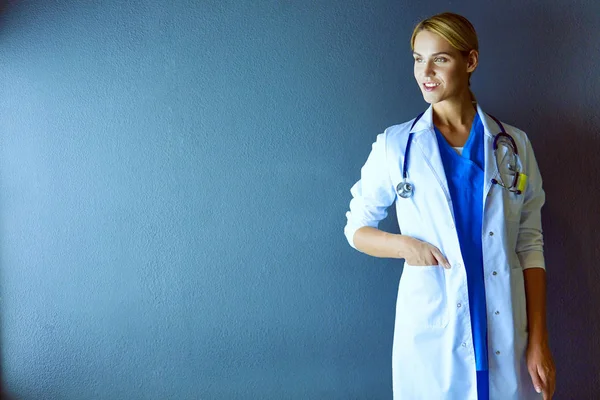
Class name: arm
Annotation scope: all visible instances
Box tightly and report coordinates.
[518,137,555,398]
[516,138,546,270]
[516,137,548,334]
[353,227,414,259]
[344,130,397,250]
[344,130,450,267]
[523,267,548,342]
[524,266,555,399]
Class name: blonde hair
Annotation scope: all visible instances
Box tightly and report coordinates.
[410,12,479,87]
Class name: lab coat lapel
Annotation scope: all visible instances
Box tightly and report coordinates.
[477,103,499,200]
[411,105,451,202]
[409,103,498,204]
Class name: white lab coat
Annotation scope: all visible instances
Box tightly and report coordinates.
[344,103,546,399]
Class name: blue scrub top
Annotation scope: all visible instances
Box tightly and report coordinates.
[434,112,489,399]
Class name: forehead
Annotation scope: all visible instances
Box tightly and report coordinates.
[413,30,458,55]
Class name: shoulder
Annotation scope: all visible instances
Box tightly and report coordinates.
[380,116,421,150]
[484,113,535,157]
[383,117,419,140]
[499,120,530,144]
[377,118,420,163]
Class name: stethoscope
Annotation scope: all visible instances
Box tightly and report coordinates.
[396,111,526,199]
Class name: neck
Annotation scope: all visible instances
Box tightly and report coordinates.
[432,89,477,129]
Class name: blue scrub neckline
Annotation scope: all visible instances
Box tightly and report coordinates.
[434,112,482,160]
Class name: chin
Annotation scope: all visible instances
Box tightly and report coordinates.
[421,94,441,105]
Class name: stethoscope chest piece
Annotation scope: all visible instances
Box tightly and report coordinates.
[397,181,414,199]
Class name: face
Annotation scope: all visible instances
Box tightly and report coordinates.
[412,30,477,104]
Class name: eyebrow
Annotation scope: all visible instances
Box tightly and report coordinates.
[412,52,453,57]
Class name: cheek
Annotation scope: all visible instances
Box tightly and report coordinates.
[414,64,424,79]
[444,66,466,85]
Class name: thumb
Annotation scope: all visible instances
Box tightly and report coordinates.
[529,366,543,394]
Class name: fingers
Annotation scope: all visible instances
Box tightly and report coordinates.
[537,364,548,399]
[537,364,555,400]
[528,366,544,396]
[543,389,550,400]
[431,248,451,269]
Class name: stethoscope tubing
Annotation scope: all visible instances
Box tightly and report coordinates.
[399,111,521,197]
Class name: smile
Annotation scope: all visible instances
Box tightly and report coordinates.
[423,82,440,92]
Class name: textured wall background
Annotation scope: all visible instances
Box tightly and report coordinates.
[0,0,598,399]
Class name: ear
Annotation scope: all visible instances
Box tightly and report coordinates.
[466,49,479,73]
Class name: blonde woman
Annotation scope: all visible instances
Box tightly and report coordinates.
[344,12,556,399]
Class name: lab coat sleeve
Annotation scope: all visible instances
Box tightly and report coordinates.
[516,137,546,270]
[344,130,396,249]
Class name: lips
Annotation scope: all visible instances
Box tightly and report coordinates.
[423,82,440,92]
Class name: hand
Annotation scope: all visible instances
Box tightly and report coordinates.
[526,336,556,399]
[403,237,451,268]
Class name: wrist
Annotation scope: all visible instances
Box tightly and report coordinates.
[528,328,549,346]
[386,234,414,259]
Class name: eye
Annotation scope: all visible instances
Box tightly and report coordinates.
[414,57,423,63]
[435,57,448,63]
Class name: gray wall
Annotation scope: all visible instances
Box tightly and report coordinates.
[0,1,598,399]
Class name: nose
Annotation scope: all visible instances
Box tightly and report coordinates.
[423,60,435,77]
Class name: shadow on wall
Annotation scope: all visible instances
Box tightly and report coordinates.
[508,14,600,400]
[535,108,600,398]
[476,3,600,396]
[548,84,600,400]
[519,14,599,400]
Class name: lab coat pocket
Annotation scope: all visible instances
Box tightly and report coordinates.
[503,192,524,252]
[503,190,524,222]
[397,264,449,329]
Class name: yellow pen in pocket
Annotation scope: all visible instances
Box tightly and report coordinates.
[516,173,528,193]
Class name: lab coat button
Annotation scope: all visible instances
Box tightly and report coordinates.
[492,271,498,276]
[495,311,500,315]
[461,342,466,347]
[457,303,462,308]
[489,231,494,236]
[495,350,501,355]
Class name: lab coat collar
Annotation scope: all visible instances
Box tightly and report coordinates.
[409,102,498,139]
[476,103,502,138]
[408,101,500,204]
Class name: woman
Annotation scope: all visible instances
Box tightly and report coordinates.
[344,12,556,399]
